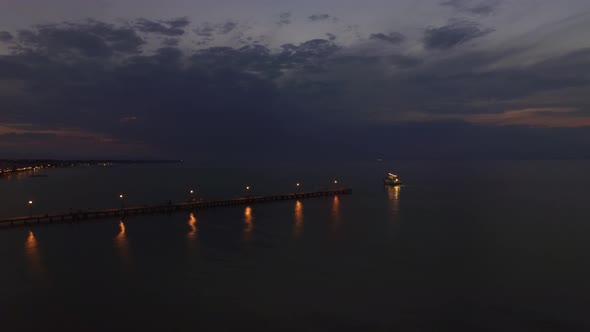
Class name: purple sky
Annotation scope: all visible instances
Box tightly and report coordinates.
[1,0,590,160]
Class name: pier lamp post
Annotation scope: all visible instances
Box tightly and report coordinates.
[296,182,301,193]
[119,194,125,209]
[28,200,33,217]
[334,179,342,190]
[189,189,194,202]
[245,186,251,197]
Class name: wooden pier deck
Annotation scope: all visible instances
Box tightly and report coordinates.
[0,188,352,228]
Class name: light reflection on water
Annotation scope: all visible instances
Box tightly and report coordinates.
[3,161,590,331]
[188,213,198,240]
[115,221,130,263]
[331,196,341,229]
[3,169,35,181]
[243,206,253,242]
[294,201,303,239]
[25,230,44,277]
[386,185,401,215]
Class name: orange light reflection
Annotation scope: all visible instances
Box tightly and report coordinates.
[294,200,303,238]
[24,230,44,277]
[115,220,129,261]
[331,196,341,228]
[243,206,253,241]
[188,213,198,240]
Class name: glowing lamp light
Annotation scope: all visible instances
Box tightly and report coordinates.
[28,200,33,205]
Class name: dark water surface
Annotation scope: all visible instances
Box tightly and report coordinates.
[1,161,590,331]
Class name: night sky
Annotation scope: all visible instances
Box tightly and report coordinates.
[1,0,590,161]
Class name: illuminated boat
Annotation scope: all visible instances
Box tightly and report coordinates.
[383,173,402,186]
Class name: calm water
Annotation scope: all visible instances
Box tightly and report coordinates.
[1,161,590,331]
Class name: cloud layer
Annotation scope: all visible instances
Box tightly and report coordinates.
[1,2,590,160]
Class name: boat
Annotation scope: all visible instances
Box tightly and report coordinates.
[383,173,402,186]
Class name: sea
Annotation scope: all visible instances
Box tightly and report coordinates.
[1,160,590,331]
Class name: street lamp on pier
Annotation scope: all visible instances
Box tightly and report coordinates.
[333,179,341,190]
[119,194,125,209]
[28,200,33,217]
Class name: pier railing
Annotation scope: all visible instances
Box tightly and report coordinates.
[0,188,352,228]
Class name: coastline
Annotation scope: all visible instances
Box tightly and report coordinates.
[0,159,182,177]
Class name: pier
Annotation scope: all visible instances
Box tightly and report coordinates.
[0,188,352,228]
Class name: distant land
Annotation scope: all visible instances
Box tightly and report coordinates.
[0,159,183,177]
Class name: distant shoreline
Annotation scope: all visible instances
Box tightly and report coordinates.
[0,159,183,177]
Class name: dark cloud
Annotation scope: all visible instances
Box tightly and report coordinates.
[441,0,502,16]
[0,31,14,42]
[16,27,112,58]
[162,38,179,46]
[220,22,238,34]
[279,39,340,70]
[3,18,590,160]
[370,32,405,44]
[282,39,339,58]
[192,46,265,67]
[278,12,292,26]
[0,49,285,158]
[0,57,31,79]
[273,40,590,140]
[423,20,493,50]
[345,121,590,160]
[193,21,238,40]
[0,25,348,158]
[326,33,337,41]
[330,55,381,65]
[15,21,144,58]
[154,47,183,64]
[388,54,423,68]
[194,25,214,38]
[164,17,190,29]
[308,14,331,22]
[135,18,186,36]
